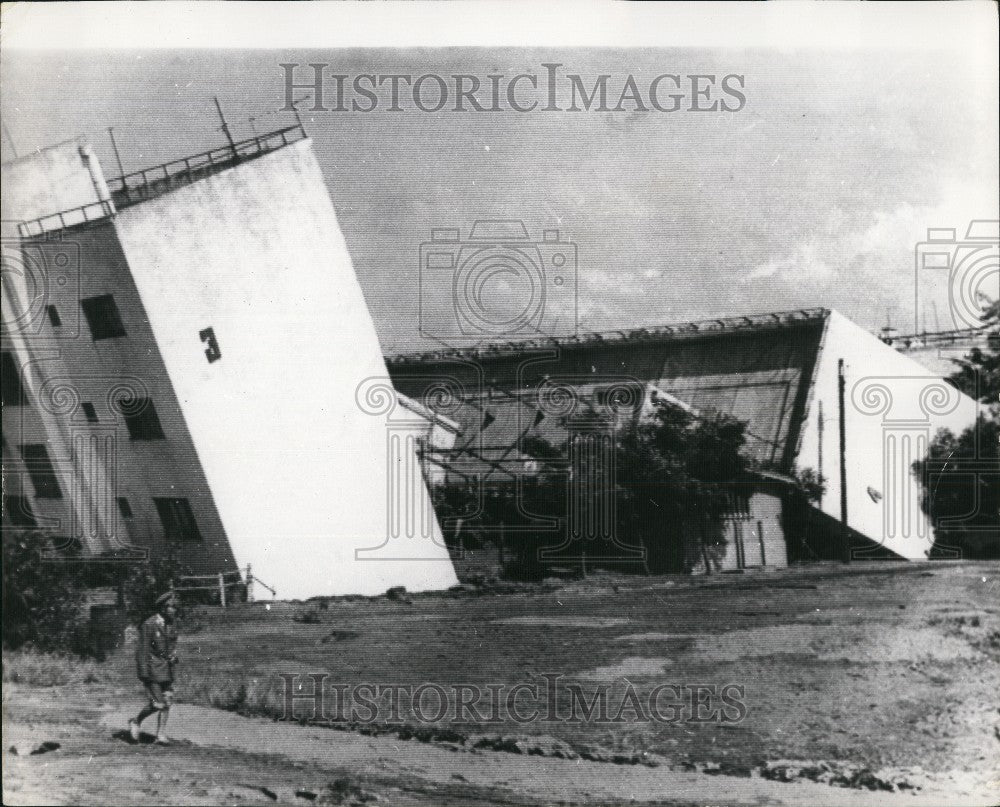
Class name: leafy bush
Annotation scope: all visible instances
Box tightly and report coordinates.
[914,301,1000,559]
[2,532,89,654]
[914,414,1000,559]
[434,399,755,578]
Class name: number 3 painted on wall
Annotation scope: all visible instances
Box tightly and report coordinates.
[199,327,222,363]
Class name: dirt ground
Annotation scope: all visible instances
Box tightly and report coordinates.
[3,561,1000,806]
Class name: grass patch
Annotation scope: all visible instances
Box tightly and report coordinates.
[2,647,108,687]
[292,609,323,624]
[185,671,290,716]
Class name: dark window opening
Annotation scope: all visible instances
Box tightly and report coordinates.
[153,497,202,543]
[81,294,126,341]
[46,305,62,327]
[2,495,37,527]
[121,397,165,441]
[2,351,25,406]
[81,402,99,423]
[117,497,134,519]
[20,444,62,499]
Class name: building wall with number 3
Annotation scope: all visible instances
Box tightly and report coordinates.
[2,137,459,598]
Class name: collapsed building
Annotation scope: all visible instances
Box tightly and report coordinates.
[388,308,981,571]
[2,127,983,592]
[1,127,458,599]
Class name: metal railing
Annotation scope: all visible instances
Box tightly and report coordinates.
[880,325,997,350]
[107,124,307,209]
[17,199,116,239]
[13,124,307,238]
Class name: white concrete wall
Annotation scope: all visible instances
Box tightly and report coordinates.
[744,492,787,568]
[1,144,116,553]
[1,140,104,232]
[113,139,458,598]
[797,311,980,559]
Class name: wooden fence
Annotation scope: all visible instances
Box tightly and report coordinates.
[173,564,275,607]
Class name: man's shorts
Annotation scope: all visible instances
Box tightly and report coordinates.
[143,680,174,710]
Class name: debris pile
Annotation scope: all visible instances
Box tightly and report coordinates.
[757,760,922,792]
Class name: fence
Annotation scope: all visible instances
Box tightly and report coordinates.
[173,564,275,607]
[17,199,116,238]
[107,124,307,209]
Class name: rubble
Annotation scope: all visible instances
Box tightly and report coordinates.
[470,734,578,759]
[757,759,923,791]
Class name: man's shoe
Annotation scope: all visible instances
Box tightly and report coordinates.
[154,735,171,746]
[128,719,140,742]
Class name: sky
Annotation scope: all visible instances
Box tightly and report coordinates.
[1,46,997,354]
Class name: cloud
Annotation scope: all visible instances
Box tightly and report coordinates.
[745,177,998,304]
[747,242,836,282]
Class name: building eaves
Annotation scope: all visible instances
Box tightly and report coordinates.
[388,307,831,365]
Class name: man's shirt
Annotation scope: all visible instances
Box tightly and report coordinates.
[135,613,177,682]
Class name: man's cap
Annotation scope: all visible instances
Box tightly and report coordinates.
[155,591,176,607]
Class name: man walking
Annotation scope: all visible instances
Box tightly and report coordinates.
[129,590,179,745]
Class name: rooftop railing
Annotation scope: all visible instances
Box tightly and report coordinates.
[14,124,308,239]
[107,123,307,209]
[880,325,998,350]
[16,199,116,239]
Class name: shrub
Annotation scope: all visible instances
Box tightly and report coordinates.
[2,532,88,654]
[433,400,754,578]
[913,300,1000,559]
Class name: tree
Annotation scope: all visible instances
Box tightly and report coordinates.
[944,299,1000,403]
[913,299,1000,559]
[913,416,999,558]
[610,399,751,573]
[433,398,755,577]
[2,531,88,653]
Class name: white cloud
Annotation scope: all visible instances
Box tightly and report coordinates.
[746,241,837,283]
[745,176,998,304]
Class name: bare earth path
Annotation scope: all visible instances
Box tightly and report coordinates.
[2,686,994,806]
[4,561,1000,805]
[97,702,995,806]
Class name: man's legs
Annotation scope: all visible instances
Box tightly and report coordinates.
[155,702,170,741]
[130,681,170,742]
[153,683,173,744]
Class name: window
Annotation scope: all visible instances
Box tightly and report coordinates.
[46,305,62,327]
[121,397,165,441]
[153,497,202,542]
[117,497,134,519]
[20,444,62,499]
[81,402,99,423]
[2,351,25,406]
[81,294,126,340]
[2,495,37,527]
